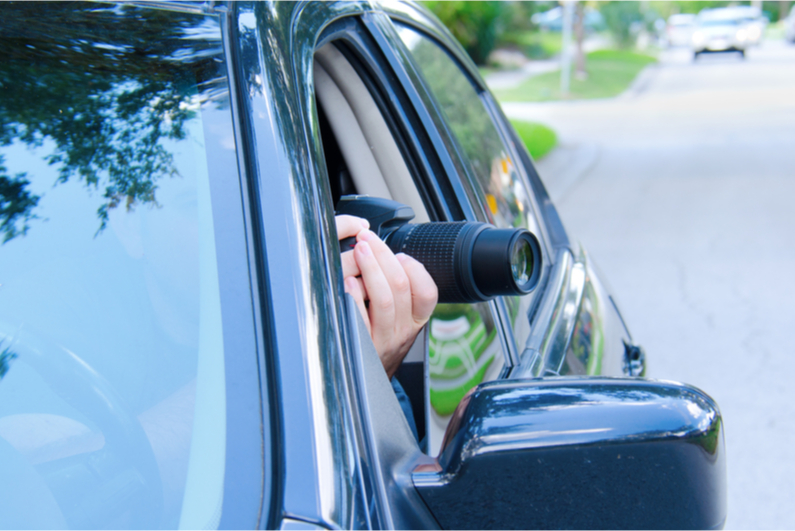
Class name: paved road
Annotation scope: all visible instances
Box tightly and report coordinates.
[503,41,795,530]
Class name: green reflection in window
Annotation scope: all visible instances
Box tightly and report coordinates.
[428,303,499,416]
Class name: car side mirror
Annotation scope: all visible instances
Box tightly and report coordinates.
[413,378,726,530]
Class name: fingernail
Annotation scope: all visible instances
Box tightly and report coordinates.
[396,253,408,262]
[358,230,376,242]
[359,218,370,229]
[357,241,372,255]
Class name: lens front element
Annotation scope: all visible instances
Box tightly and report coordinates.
[511,238,535,286]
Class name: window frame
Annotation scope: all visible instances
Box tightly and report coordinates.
[215,4,272,529]
[315,15,527,454]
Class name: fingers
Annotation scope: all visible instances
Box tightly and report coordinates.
[341,250,360,279]
[357,230,412,334]
[337,215,368,279]
[335,215,369,240]
[342,227,439,380]
[354,238,396,335]
[396,253,438,325]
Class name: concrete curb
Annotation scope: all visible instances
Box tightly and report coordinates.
[619,63,659,99]
[533,141,600,205]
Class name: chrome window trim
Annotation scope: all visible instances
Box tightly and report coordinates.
[237,2,375,528]
[511,249,590,379]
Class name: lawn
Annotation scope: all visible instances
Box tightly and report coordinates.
[491,49,657,102]
[510,120,557,160]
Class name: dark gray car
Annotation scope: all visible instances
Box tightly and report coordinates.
[0,1,725,529]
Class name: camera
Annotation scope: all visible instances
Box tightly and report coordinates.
[336,195,542,304]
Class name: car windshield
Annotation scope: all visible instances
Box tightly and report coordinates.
[698,16,742,26]
[669,15,695,26]
[0,3,230,529]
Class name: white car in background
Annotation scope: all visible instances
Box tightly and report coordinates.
[786,4,795,43]
[723,5,767,45]
[666,13,697,47]
[692,8,751,59]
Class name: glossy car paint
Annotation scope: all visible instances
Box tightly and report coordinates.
[413,378,726,530]
[230,2,379,527]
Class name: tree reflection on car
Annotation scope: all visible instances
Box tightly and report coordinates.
[0,3,225,243]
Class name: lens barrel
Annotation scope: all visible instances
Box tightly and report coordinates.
[385,222,541,304]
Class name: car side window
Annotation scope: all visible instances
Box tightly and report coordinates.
[395,23,546,367]
[0,5,238,528]
[314,36,513,456]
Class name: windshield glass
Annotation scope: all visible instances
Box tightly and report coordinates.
[0,3,229,529]
[698,16,742,26]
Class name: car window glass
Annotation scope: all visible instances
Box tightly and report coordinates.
[395,24,542,395]
[314,39,507,457]
[0,5,230,529]
[427,301,502,455]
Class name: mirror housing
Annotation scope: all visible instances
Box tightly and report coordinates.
[413,378,725,530]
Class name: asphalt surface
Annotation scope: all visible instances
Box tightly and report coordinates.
[502,41,795,530]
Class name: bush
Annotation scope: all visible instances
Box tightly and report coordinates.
[510,120,558,160]
[422,1,505,65]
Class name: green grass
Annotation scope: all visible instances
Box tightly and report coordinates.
[510,120,557,160]
[492,49,657,103]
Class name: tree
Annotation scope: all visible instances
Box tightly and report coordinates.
[422,1,506,65]
[599,1,644,48]
[574,2,588,80]
[0,2,225,243]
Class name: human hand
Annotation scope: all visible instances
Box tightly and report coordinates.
[336,215,438,379]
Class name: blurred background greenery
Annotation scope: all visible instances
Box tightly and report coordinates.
[422,1,792,65]
[422,0,792,159]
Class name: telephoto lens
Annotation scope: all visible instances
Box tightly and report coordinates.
[336,196,542,304]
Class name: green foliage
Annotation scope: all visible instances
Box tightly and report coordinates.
[671,1,739,15]
[761,1,792,22]
[409,34,504,181]
[422,1,505,65]
[502,1,557,34]
[599,1,644,48]
[492,49,656,103]
[509,121,558,160]
[660,2,789,23]
[0,2,224,243]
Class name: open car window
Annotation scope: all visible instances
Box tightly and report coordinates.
[314,38,511,456]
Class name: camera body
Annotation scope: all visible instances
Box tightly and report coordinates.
[336,195,542,304]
